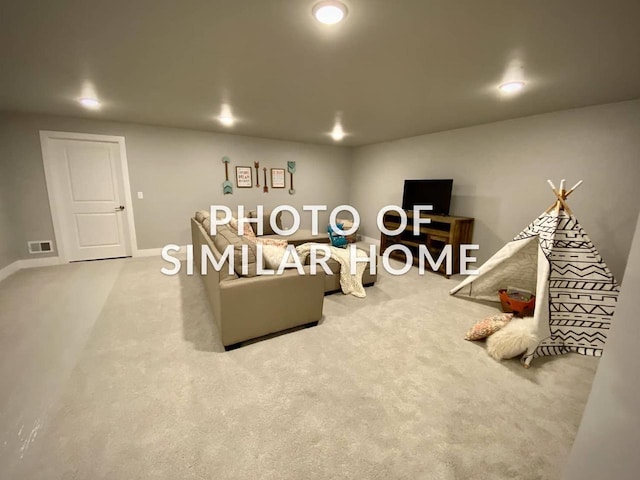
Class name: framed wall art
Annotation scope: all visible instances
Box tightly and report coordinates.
[235,166,253,188]
[271,168,286,188]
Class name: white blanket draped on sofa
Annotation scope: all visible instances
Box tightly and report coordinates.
[296,243,369,298]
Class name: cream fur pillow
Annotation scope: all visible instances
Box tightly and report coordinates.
[261,245,297,270]
[486,317,537,360]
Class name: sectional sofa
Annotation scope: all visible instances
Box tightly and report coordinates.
[191,209,376,348]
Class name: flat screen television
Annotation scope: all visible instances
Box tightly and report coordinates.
[401,179,453,215]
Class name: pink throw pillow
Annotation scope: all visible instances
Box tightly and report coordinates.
[229,217,257,242]
[256,237,288,248]
[465,313,514,341]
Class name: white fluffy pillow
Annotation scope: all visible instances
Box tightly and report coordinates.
[261,245,297,270]
[486,317,537,360]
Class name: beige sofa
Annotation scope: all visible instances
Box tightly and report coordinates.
[191,210,377,348]
[191,216,325,349]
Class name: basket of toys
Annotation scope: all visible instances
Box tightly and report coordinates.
[499,287,535,317]
[328,223,348,248]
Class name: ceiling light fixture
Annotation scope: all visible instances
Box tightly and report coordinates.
[79,97,101,109]
[313,1,348,24]
[498,81,525,94]
[217,104,235,127]
[330,123,345,141]
[218,115,235,126]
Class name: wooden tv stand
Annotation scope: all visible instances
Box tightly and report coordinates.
[379,210,474,277]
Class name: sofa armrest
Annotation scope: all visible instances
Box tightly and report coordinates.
[218,267,325,345]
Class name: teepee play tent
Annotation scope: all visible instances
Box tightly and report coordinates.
[450,180,619,367]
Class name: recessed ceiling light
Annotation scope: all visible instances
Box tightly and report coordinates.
[79,97,100,109]
[217,104,235,127]
[313,1,348,24]
[218,115,235,126]
[330,124,345,141]
[498,81,525,94]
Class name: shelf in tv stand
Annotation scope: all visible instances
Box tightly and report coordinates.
[380,211,474,276]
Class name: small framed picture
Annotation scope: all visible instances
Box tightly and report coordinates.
[271,168,286,188]
[235,166,253,188]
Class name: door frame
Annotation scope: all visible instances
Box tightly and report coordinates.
[40,131,138,263]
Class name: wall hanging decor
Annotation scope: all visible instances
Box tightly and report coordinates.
[236,166,253,188]
[254,162,260,187]
[263,167,268,193]
[271,168,285,188]
[222,156,233,195]
[287,161,296,195]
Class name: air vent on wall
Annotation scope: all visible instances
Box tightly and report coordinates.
[28,240,53,254]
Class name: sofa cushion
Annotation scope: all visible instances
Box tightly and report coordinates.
[336,218,354,230]
[196,209,234,236]
[325,257,340,274]
[195,210,209,224]
[336,218,358,243]
[229,217,257,242]
[261,229,330,246]
[213,223,260,277]
[248,210,283,236]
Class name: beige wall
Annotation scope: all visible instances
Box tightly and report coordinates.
[0,112,352,256]
[350,100,640,281]
[2,100,640,280]
[564,212,640,479]
[0,141,20,269]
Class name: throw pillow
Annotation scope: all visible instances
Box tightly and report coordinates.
[229,217,257,242]
[261,244,297,270]
[256,237,288,248]
[464,313,514,341]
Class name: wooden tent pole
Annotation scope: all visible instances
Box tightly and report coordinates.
[546,179,560,213]
[545,178,581,214]
[565,180,583,196]
[558,197,572,215]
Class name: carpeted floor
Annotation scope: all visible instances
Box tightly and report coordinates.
[0,256,598,479]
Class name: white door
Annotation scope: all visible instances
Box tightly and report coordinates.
[40,132,135,262]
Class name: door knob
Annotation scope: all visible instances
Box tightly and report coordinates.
[115,205,125,211]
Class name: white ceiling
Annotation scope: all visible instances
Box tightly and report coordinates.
[1,0,639,146]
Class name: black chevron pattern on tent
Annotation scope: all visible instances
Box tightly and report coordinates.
[551,319,610,329]
[516,211,619,362]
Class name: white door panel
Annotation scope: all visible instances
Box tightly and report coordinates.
[66,144,116,201]
[75,213,121,247]
[41,133,133,262]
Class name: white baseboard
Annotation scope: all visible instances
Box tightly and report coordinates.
[0,261,21,283]
[0,256,61,283]
[19,256,62,268]
[0,245,187,284]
